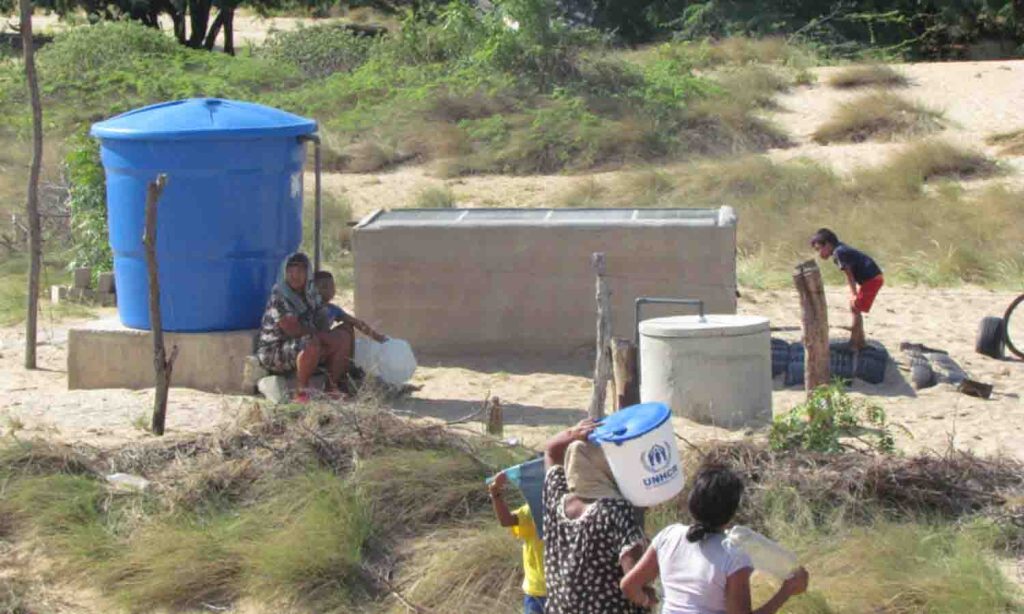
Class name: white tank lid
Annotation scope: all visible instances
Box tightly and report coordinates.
[640,315,770,338]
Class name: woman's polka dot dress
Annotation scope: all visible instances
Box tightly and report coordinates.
[542,466,649,614]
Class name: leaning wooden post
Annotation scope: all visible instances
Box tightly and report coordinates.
[143,175,177,436]
[589,253,612,420]
[486,396,503,437]
[20,0,43,370]
[610,338,639,411]
[793,260,830,398]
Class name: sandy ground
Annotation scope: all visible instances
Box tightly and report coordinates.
[767,60,1024,182]
[318,59,1024,223]
[2,287,1021,461]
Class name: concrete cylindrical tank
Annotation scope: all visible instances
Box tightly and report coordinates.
[640,315,772,428]
[90,98,317,332]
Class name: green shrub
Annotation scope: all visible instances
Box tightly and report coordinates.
[63,131,111,274]
[770,381,901,453]
[261,24,374,79]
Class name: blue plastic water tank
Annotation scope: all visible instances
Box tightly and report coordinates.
[91,98,317,332]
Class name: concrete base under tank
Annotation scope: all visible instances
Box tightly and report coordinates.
[67,318,256,394]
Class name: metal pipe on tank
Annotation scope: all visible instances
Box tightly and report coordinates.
[300,134,323,272]
[634,297,706,390]
[634,297,705,346]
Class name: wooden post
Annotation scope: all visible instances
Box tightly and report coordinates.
[793,260,830,396]
[589,253,612,420]
[21,0,43,370]
[143,175,177,436]
[486,396,503,437]
[610,338,639,411]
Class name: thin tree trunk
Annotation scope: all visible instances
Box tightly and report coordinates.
[203,9,225,50]
[20,0,43,371]
[793,260,830,398]
[589,253,612,420]
[223,7,234,55]
[187,0,211,48]
[143,175,177,436]
[171,10,187,44]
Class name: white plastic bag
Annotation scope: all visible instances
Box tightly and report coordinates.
[353,336,380,371]
[723,525,799,579]
[353,337,417,386]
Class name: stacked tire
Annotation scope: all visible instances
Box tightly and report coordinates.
[779,340,888,387]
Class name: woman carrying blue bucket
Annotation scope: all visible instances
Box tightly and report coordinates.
[541,404,685,614]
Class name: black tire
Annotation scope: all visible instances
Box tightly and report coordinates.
[855,348,888,384]
[975,316,1005,359]
[785,360,804,387]
[1003,293,1024,360]
[910,357,936,389]
[771,338,790,377]
[789,342,805,364]
[829,347,855,380]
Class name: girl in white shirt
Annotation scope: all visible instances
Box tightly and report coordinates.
[620,466,809,614]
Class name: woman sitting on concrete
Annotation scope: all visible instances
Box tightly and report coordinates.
[256,252,353,402]
[542,419,651,614]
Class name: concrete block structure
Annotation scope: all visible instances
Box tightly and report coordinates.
[353,207,738,356]
[68,318,255,393]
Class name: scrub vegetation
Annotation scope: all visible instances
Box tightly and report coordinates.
[0,400,1019,613]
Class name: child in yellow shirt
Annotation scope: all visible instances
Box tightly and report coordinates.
[489,471,547,613]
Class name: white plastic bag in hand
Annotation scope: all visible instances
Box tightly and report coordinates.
[723,525,799,579]
[353,337,417,386]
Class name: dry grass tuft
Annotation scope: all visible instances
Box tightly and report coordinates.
[411,185,457,208]
[684,100,793,154]
[353,448,489,533]
[703,37,796,66]
[427,89,512,123]
[330,140,416,173]
[101,519,243,610]
[560,176,607,208]
[0,438,97,477]
[812,93,944,144]
[385,523,521,614]
[827,64,909,89]
[854,140,1001,196]
[713,64,792,109]
[987,128,1024,156]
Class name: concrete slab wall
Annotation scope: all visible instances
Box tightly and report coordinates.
[68,318,256,393]
[353,208,737,356]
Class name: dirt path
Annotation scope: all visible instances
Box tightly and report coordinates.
[3,287,1021,460]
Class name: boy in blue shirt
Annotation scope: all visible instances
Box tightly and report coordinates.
[313,271,388,343]
[811,228,884,351]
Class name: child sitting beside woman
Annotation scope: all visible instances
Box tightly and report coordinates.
[621,466,809,614]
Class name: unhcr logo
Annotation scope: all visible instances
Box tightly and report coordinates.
[640,441,678,489]
[641,442,672,473]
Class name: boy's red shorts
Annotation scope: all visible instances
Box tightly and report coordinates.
[854,275,884,313]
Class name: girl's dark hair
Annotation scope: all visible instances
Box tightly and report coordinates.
[686,465,744,543]
[811,228,839,247]
[313,270,333,282]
